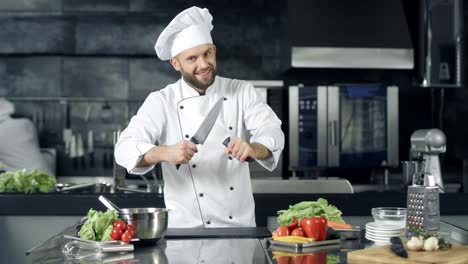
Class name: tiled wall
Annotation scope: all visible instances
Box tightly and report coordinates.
[0,0,289,176]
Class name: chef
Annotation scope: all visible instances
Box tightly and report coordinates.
[115,6,284,228]
[0,98,53,175]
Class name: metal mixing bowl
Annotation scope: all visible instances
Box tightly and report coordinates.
[119,208,168,240]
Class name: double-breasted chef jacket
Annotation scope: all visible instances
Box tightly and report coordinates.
[115,76,284,228]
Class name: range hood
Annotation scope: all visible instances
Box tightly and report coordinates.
[288,0,414,69]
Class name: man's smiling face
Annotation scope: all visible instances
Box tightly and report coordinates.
[170,44,217,94]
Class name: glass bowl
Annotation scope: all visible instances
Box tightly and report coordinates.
[371,207,407,228]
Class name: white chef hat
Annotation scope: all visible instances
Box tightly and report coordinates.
[154,6,213,61]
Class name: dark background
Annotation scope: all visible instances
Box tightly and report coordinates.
[0,0,466,186]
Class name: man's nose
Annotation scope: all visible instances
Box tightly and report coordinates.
[197,57,209,68]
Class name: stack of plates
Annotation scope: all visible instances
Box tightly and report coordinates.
[365,222,405,244]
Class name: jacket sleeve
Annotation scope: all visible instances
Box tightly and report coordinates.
[241,82,285,171]
[114,93,166,175]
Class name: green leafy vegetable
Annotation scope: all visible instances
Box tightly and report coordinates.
[78,209,120,241]
[0,169,55,193]
[277,198,345,226]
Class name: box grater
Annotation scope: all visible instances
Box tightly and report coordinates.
[406,174,440,237]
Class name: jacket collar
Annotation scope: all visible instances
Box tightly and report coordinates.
[180,76,218,98]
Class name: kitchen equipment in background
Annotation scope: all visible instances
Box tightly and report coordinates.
[288,0,413,69]
[406,174,440,236]
[402,161,418,187]
[417,0,463,87]
[87,130,95,168]
[410,128,446,191]
[405,129,444,236]
[112,130,126,192]
[98,195,168,240]
[289,84,398,171]
[56,182,111,193]
[100,102,113,123]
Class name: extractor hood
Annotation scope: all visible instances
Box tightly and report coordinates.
[288,0,414,69]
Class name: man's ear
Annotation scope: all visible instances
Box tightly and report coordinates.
[170,58,181,71]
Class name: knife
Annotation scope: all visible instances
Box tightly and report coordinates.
[389,236,408,258]
[176,97,224,169]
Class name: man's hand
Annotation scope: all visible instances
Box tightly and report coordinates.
[224,137,272,162]
[163,140,198,164]
[138,140,197,167]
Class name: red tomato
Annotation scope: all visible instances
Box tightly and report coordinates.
[113,220,127,230]
[272,230,279,238]
[125,224,135,232]
[121,231,132,243]
[290,228,305,237]
[126,228,135,238]
[110,227,123,240]
[276,226,290,237]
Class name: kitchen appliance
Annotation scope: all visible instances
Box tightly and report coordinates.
[405,129,444,236]
[409,128,446,191]
[288,0,413,69]
[289,84,398,170]
[406,182,440,236]
[417,0,463,87]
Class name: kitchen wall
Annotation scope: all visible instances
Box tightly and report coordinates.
[0,0,467,186]
[0,0,289,176]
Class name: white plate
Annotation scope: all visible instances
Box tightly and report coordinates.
[365,234,392,244]
[365,232,403,241]
[365,229,405,237]
[366,222,405,231]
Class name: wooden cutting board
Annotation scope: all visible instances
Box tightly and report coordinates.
[348,245,468,264]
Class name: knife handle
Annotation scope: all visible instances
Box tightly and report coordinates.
[222,137,254,162]
[175,137,200,170]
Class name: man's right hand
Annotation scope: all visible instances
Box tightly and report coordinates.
[137,140,198,167]
[164,140,198,164]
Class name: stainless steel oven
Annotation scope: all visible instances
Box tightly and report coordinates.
[289,84,399,171]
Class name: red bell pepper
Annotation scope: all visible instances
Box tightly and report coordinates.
[300,216,328,241]
[287,217,298,233]
[302,252,327,264]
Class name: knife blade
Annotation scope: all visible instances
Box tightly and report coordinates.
[176,97,224,169]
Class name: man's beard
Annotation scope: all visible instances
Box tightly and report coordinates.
[181,66,217,92]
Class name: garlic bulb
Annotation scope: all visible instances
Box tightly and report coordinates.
[423,237,439,251]
[406,236,424,251]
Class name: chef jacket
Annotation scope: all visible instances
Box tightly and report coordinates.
[115,76,284,228]
[0,99,53,175]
